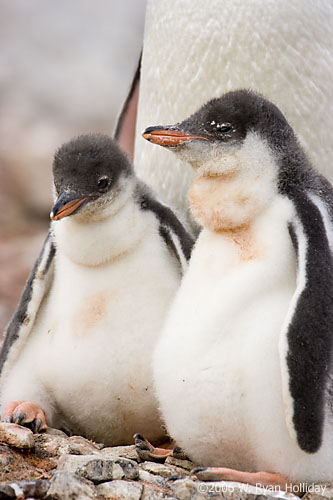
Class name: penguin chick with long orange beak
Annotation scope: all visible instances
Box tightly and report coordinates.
[142,90,333,488]
[0,134,193,444]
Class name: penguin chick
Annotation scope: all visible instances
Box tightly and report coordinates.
[143,90,333,485]
[0,134,194,445]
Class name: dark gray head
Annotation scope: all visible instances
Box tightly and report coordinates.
[50,134,133,221]
[142,90,304,179]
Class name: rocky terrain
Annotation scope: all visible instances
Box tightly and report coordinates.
[0,422,331,500]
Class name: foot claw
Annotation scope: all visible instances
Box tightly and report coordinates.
[134,433,147,443]
[134,433,181,462]
[32,417,43,433]
[167,474,187,481]
[134,433,164,462]
[171,446,189,460]
[13,411,27,425]
[2,401,47,433]
[192,466,205,474]
[192,466,237,482]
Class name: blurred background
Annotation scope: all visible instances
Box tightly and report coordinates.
[0,0,146,334]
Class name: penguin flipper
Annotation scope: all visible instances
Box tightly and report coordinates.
[279,190,333,454]
[0,231,56,381]
[138,188,195,273]
[114,53,141,161]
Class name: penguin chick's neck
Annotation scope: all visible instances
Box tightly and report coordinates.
[53,177,145,266]
[188,132,279,232]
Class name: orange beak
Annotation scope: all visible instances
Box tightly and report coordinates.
[50,195,89,221]
[142,127,209,147]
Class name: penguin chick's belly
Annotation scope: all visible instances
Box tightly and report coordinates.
[23,241,180,445]
[154,199,310,472]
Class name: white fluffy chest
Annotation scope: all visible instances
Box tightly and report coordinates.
[26,212,181,443]
[49,233,179,344]
[154,196,298,466]
[42,233,178,363]
[166,196,296,343]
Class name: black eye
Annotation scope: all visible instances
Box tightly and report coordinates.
[97,177,109,191]
[208,121,233,134]
[217,125,232,133]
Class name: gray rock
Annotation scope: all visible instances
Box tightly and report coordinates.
[34,433,72,457]
[67,435,103,455]
[303,483,333,500]
[165,455,195,472]
[1,425,322,500]
[101,444,140,462]
[0,422,34,449]
[0,484,16,499]
[169,478,212,500]
[34,432,102,458]
[8,479,50,499]
[138,469,167,486]
[141,482,177,500]
[78,457,139,483]
[57,454,97,474]
[96,480,143,500]
[169,478,300,500]
[46,427,68,438]
[46,471,96,500]
[140,460,189,478]
[58,453,139,483]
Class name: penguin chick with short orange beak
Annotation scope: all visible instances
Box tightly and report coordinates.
[0,134,193,444]
[142,90,333,488]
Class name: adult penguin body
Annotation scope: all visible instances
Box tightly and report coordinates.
[117,0,333,232]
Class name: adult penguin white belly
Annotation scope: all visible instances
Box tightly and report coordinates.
[119,0,333,231]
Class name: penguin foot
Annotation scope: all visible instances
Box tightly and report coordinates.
[2,400,48,433]
[171,446,189,460]
[193,467,290,491]
[134,433,188,462]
